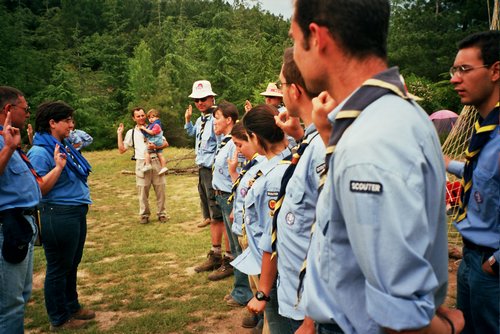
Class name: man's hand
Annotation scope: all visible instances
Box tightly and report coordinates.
[312,91,335,145]
[27,123,33,145]
[117,123,124,135]
[185,105,193,123]
[3,111,21,150]
[244,100,253,113]
[295,316,315,334]
[246,297,266,315]
[275,111,304,141]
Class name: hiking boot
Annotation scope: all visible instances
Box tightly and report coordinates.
[158,167,169,175]
[197,218,211,228]
[50,318,89,332]
[194,250,222,273]
[242,314,259,328]
[207,256,234,281]
[71,308,96,320]
[225,295,245,307]
[140,216,149,224]
[159,215,170,223]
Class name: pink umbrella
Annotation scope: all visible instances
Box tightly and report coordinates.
[429,110,458,134]
[429,109,459,120]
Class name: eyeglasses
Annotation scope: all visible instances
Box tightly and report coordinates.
[11,104,30,114]
[275,80,289,90]
[449,64,489,78]
[193,97,209,103]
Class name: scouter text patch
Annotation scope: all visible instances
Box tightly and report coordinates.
[350,181,383,194]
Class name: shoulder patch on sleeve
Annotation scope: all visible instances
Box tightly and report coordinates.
[350,181,383,194]
[267,191,279,197]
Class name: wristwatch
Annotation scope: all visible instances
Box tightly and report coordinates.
[488,255,499,275]
[255,291,270,302]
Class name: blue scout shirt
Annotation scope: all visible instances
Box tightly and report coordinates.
[28,146,91,206]
[232,148,290,275]
[0,135,41,211]
[302,93,448,333]
[212,136,236,193]
[448,124,500,263]
[231,156,266,236]
[276,125,325,321]
[184,114,219,168]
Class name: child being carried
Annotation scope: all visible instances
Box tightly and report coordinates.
[140,109,169,175]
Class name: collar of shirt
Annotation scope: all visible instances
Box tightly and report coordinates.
[260,148,291,176]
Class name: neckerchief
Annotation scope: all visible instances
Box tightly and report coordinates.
[197,106,217,150]
[297,67,414,302]
[270,130,318,259]
[227,152,259,204]
[241,169,263,245]
[455,103,500,223]
[33,132,91,183]
[213,134,232,174]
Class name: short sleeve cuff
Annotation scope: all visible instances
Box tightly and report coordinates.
[365,281,435,331]
[258,233,273,253]
[447,160,465,178]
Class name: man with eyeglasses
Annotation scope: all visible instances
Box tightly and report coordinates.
[185,80,231,279]
[0,86,41,333]
[446,30,500,334]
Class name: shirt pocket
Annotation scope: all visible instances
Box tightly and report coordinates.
[282,180,309,234]
[8,157,30,176]
[244,195,262,240]
[470,166,499,220]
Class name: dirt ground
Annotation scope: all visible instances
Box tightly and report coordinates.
[29,250,462,334]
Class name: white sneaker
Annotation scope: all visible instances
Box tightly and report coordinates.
[158,167,169,175]
[142,164,153,172]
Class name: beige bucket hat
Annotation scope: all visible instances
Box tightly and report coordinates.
[189,80,217,99]
[259,83,283,97]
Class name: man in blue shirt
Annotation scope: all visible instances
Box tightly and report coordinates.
[184,80,228,277]
[0,86,41,333]
[447,30,500,334]
[290,1,464,333]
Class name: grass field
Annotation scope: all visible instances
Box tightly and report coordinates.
[25,148,250,334]
[23,147,460,333]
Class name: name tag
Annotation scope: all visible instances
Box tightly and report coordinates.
[350,181,383,194]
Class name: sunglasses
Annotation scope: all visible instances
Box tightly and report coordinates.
[193,97,209,103]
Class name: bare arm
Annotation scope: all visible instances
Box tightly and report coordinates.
[246,251,277,314]
[117,123,127,154]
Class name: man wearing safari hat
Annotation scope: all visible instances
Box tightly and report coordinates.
[244,83,285,113]
[185,80,231,279]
